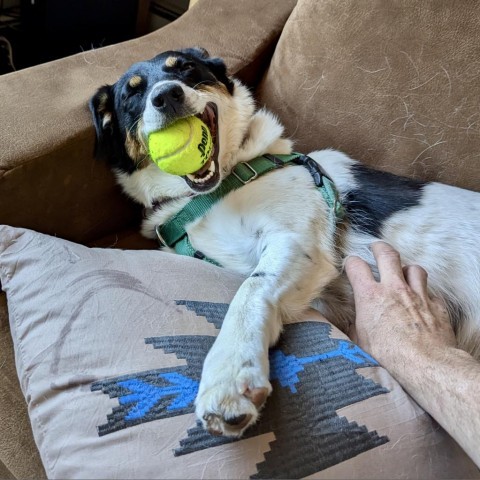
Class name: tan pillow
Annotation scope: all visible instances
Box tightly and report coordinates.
[0,225,477,478]
[258,0,480,191]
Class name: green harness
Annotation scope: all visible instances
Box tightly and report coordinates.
[155,153,345,266]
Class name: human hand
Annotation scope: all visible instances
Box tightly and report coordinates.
[346,243,480,467]
[344,242,456,372]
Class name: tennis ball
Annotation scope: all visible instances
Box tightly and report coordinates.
[148,116,213,176]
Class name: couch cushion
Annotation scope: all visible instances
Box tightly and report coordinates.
[258,0,480,191]
[0,292,46,479]
[0,225,478,479]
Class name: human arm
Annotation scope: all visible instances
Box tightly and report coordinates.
[345,242,480,467]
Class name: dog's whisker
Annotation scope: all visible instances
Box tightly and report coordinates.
[127,115,143,137]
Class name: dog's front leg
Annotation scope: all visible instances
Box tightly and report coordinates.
[195,234,338,437]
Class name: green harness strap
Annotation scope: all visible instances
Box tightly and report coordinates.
[155,153,345,266]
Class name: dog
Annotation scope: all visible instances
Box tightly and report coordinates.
[90,47,480,438]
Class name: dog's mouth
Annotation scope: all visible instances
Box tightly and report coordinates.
[183,102,220,193]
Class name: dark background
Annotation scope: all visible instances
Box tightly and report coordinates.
[0,0,188,74]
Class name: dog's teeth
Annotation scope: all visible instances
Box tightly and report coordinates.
[208,161,216,173]
[198,171,213,183]
[187,170,214,184]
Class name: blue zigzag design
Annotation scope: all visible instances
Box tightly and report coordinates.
[270,340,378,393]
[110,340,377,420]
[119,373,199,420]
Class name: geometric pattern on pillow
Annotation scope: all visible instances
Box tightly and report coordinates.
[92,310,389,478]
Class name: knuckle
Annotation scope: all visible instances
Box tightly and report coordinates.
[381,249,401,262]
[373,241,397,256]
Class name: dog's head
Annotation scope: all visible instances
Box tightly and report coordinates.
[90,48,256,195]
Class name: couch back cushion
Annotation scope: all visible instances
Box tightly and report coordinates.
[258,0,480,191]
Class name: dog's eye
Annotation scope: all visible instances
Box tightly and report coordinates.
[181,62,195,72]
[123,83,144,100]
[128,90,142,98]
[121,90,140,104]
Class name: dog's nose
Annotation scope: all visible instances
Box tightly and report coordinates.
[151,84,185,112]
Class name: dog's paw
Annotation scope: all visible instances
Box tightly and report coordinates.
[195,354,272,437]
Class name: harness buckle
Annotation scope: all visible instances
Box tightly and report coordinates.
[232,162,258,185]
[155,225,167,248]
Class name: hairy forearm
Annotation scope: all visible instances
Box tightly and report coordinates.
[388,345,480,467]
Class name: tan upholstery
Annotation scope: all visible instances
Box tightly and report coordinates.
[0,293,46,478]
[258,0,480,191]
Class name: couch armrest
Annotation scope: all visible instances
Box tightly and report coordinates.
[0,0,296,244]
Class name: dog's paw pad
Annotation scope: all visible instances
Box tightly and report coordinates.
[243,386,269,408]
[224,413,250,426]
[196,374,271,437]
[200,399,258,437]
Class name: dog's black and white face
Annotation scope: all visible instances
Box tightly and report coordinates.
[90,48,256,195]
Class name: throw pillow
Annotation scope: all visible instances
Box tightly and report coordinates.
[0,225,477,479]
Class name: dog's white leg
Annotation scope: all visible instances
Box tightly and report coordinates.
[195,234,338,437]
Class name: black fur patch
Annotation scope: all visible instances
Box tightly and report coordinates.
[345,165,427,237]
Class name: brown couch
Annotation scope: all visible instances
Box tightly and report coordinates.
[1,0,479,477]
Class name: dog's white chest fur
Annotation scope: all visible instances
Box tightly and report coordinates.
[186,166,336,275]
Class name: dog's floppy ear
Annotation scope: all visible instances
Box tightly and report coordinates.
[204,56,234,94]
[182,47,234,94]
[89,84,117,160]
[88,86,138,173]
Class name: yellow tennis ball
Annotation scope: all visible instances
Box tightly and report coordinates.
[148,116,213,175]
